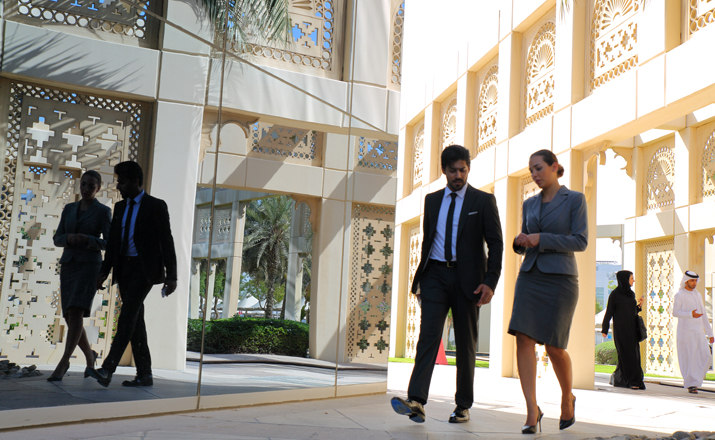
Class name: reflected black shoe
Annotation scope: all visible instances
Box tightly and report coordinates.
[391,397,425,423]
[448,406,469,423]
[84,350,99,378]
[122,374,153,387]
[521,406,543,434]
[559,395,576,430]
[90,367,112,387]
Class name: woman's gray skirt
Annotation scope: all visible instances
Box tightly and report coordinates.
[508,267,578,349]
[60,261,101,317]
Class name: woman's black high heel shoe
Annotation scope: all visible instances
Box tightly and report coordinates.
[559,395,576,430]
[47,360,70,382]
[84,350,98,378]
[521,406,543,434]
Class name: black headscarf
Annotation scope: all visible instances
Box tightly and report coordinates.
[613,270,634,298]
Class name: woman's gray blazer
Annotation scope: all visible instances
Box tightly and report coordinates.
[513,185,587,276]
[54,199,111,263]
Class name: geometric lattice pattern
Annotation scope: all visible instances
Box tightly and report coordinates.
[702,129,715,199]
[0,80,147,364]
[405,224,422,359]
[239,0,341,78]
[412,122,425,189]
[250,121,323,166]
[477,65,498,153]
[357,137,398,174]
[346,204,395,363]
[10,0,160,43]
[525,22,555,127]
[441,96,457,149]
[645,146,675,212]
[591,0,640,90]
[194,205,232,245]
[689,0,715,35]
[644,240,676,376]
[391,1,405,86]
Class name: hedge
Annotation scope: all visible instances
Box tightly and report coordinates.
[187,316,309,357]
[595,340,618,365]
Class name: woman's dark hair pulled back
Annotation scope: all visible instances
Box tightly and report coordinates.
[531,149,564,177]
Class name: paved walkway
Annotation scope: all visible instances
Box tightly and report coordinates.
[2,363,714,439]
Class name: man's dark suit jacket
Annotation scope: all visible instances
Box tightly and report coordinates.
[410,184,503,302]
[101,193,177,285]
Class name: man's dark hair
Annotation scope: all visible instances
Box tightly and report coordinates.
[441,145,471,170]
[114,161,143,186]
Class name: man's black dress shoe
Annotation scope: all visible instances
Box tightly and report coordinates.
[90,367,112,387]
[122,374,153,387]
[448,406,470,423]
[390,397,425,423]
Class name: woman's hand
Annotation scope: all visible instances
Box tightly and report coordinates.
[67,233,89,247]
[601,333,607,338]
[515,233,540,248]
[637,297,644,306]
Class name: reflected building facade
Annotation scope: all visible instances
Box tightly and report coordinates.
[0,0,404,429]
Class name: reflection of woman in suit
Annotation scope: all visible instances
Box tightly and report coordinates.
[508,150,588,433]
[48,171,111,381]
[601,270,646,390]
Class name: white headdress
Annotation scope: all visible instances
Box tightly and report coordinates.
[680,270,699,289]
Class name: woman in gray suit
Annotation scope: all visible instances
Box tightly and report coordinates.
[509,150,588,433]
[47,171,111,381]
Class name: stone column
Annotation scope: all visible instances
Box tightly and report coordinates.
[189,259,201,319]
[222,201,246,318]
[568,149,599,390]
[285,201,309,321]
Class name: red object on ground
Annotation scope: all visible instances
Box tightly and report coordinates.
[435,340,448,365]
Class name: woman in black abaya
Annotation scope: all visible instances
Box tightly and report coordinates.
[601,270,646,390]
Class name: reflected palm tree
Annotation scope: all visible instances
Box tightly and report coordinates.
[198,0,292,51]
[242,196,292,318]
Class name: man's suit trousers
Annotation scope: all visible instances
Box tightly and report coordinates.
[102,257,154,375]
[408,263,480,409]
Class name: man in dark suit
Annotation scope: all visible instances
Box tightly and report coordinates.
[391,145,503,423]
[91,161,177,387]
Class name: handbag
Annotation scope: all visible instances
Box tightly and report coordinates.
[636,316,647,342]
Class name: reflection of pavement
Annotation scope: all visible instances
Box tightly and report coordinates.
[2,363,714,438]
[190,351,388,371]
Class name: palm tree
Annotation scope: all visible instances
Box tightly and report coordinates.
[242,195,293,318]
[197,0,292,52]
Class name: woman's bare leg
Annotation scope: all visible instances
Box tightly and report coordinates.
[516,332,539,426]
[545,344,575,421]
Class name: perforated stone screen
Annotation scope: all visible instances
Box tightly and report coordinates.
[345,204,395,363]
[0,80,149,363]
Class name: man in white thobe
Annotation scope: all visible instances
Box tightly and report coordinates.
[673,271,714,394]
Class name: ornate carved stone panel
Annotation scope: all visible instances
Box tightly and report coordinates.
[690,0,715,35]
[391,1,405,86]
[346,204,394,363]
[405,224,421,359]
[356,137,398,174]
[702,129,715,200]
[645,146,675,212]
[477,65,498,153]
[239,0,342,79]
[8,0,160,45]
[644,240,676,376]
[412,122,425,189]
[441,96,457,148]
[249,122,323,166]
[591,0,640,89]
[525,22,555,127]
[0,80,147,363]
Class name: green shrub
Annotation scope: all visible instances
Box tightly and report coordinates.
[187,316,309,357]
[595,341,618,365]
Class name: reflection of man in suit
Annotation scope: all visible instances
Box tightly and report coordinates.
[91,161,177,387]
[391,145,503,423]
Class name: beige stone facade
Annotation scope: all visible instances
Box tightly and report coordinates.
[391,0,715,389]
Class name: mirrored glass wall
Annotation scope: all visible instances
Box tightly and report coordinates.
[0,0,400,428]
